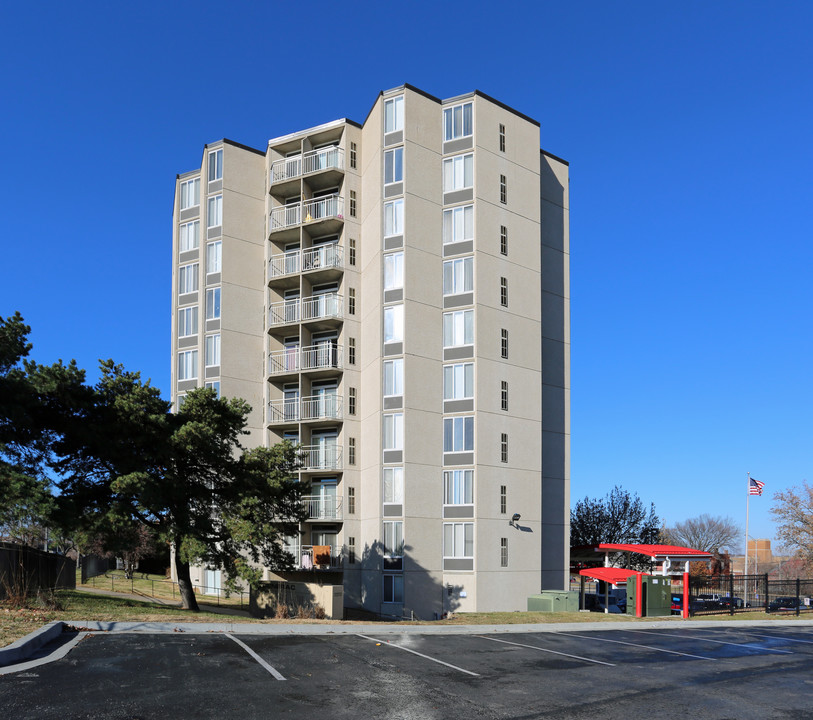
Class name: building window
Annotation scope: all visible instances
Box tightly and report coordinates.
[383,467,404,504]
[179,220,200,252]
[178,263,199,295]
[442,205,474,244]
[443,363,473,400]
[349,238,356,266]
[443,522,473,559]
[348,288,356,316]
[384,251,404,290]
[499,174,507,204]
[207,195,222,228]
[350,142,357,169]
[443,416,474,453]
[206,287,221,320]
[443,102,473,141]
[349,190,357,218]
[348,387,356,415]
[500,225,508,256]
[177,350,198,380]
[205,381,221,399]
[180,178,200,210]
[443,469,473,505]
[348,487,356,515]
[500,485,507,514]
[384,147,403,184]
[500,433,508,463]
[384,199,404,236]
[500,277,508,307]
[443,257,473,296]
[499,124,506,153]
[443,154,473,192]
[383,574,404,603]
[205,334,220,367]
[348,536,356,564]
[384,305,404,343]
[500,328,508,358]
[383,413,404,450]
[500,537,508,567]
[206,241,222,274]
[443,309,473,348]
[208,148,223,182]
[178,306,198,337]
[383,358,404,397]
[175,394,186,411]
[384,95,404,133]
[348,337,356,365]
[348,437,356,466]
[500,381,508,411]
[383,520,404,557]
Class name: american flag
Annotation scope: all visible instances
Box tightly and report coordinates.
[749,477,765,496]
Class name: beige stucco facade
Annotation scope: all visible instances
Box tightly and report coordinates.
[170,85,570,617]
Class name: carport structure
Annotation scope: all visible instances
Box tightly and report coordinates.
[575,544,713,619]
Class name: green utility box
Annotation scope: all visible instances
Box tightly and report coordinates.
[528,591,580,613]
[626,575,673,617]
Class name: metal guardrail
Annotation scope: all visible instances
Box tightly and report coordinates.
[266,344,343,376]
[269,194,344,232]
[270,147,344,185]
[83,573,248,608]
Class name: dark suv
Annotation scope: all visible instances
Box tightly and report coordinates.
[767,596,802,612]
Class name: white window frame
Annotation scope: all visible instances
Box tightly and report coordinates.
[208,148,223,182]
[205,287,221,320]
[175,393,187,411]
[178,306,198,338]
[384,304,404,343]
[383,574,404,603]
[383,467,404,504]
[383,520,404,558]
[443,415,474,453]
[207,195,222,228]
[384,95,404,133]
[500,537,508,567]
[443,102,473,141]
[443,469,474,505]
[443,522,474,559]
[178,263,199,295]
[384,199,404,237]
[443,257,473,296]
[384,147,404,184]
[205,334,220,367]
[180,178,200,210]
[204,380,221,399]
[383,251,404,291]
[179,220,200,252]
[383,413,404,451]
[443,363,474,400]
[207,240,222,274]
[383,358,404,397]
[443,153,473,192]
[442,205,473,244]
[177,350,198,381]
[442,309,473,348]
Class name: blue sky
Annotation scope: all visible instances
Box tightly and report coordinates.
[1,1,810,545]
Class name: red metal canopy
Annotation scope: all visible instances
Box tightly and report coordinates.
[594,543,712,561]
[578,567,643,585]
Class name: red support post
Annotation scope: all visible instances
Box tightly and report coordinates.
[635,573,643,618]
[682,570,690,619]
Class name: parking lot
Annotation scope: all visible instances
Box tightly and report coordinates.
[2,623,812,719]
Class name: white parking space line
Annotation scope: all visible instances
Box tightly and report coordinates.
[627,629,794,654]
[552,631,714,660]
[356,634,480,676]
[226,634,286,680]
[478,635,616,666]
[747,633,813,645]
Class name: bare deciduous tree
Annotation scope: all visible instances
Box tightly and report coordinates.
[663,514,741,554]
[771,481,813,571]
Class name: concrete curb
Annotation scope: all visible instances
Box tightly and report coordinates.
[0,620,65,666]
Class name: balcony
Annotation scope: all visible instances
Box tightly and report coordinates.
[302,495,344,521]
[283,544,343,570]
[268,244,344,281]
[299,444,342,471]
[268,293,342,329]
[267,394,343,425]
[266,343,343,377]
[270,147,344,185]
[269,194,344,234]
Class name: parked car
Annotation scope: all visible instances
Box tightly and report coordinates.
[671,594,683,615]
[718,596,749,609]
[767,597,802,612]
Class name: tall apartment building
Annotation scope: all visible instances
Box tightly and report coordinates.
[170,85,570,618]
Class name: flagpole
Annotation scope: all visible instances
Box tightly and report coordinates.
[744,471,750,577]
